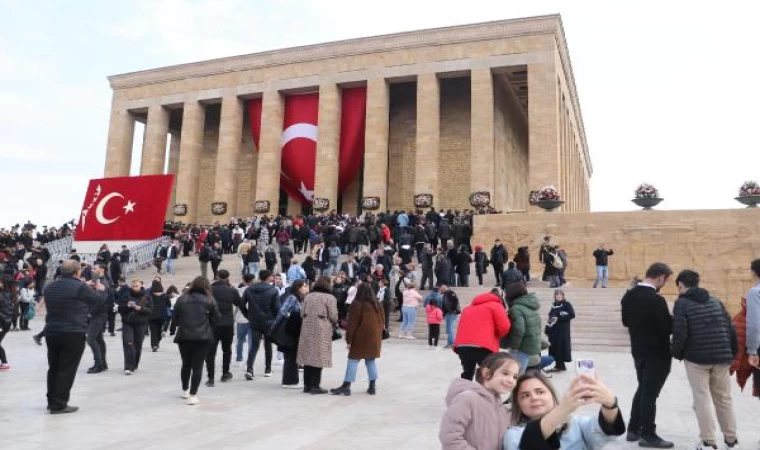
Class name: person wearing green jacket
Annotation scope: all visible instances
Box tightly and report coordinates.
[502,283,542,373]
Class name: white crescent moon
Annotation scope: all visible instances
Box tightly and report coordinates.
[96,192,124,225]
[281,123,318,147]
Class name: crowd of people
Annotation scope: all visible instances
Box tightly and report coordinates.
[0,209,758,450]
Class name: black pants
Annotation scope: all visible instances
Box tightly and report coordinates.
[122,323,146,371]
[247,329,273,373]
[382,301,391,330]
[86,315,107,367]
[107,310,116,334]
[521,269,531,282]
[206,325,234,380]
[149,319,164,349]
[282,349,299,386]
[179,341,210,395]
[294,240,304,254]
[476,273,484,286]
[456,346,492,380]
[493,264,504,285]
[211,260,221,279]
[420,270,434,290]
[46,331,86,410]
[629,357,672,436]
[0,326,8,363]
[19,303,30,330]
[428,324,440,346]
[303,365,323,389]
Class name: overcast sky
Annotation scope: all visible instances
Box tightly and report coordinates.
[1,0,758,228]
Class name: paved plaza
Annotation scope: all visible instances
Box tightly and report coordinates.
[1,256,758,449]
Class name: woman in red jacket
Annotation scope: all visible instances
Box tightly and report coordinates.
[453,292,511,380]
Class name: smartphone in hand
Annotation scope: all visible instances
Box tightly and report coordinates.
[576,359,595,379]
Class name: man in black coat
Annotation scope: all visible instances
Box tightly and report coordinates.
[85,262,112,374]
[621,262,674,448]
[43,260,106,414]
[239,270,280,380]
[670,270,739,449]
[490,239,507,287]
[206,270,241,386]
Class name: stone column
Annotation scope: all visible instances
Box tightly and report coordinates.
[213,96,244,219]
[470,69,495,203]
[415,72,440,206]
[254,91,285,214]
[527,58,560,212]
[104,99,135,177]
[175,100,206,223]
[362,78,390,212]
[313,83,341,212]
[165,132,181,220]
[140,104,170,175]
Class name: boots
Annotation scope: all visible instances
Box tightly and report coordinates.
[330,382,351,396]
[367,380,376,395]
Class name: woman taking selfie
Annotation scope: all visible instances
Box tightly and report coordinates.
[504,370,625,450]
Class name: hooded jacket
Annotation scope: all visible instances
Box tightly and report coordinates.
[240,282,281,333]
[671,287,737,364]
[454,293,511,353]
[439,378,510,450]
[503,293,542,357]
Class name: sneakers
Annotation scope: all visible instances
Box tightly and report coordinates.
[282,384,301,389]
[182,390,190,399]
[33,334,43,346]
[639,434,674,448]
[87,366,105,374]
[695,442,718,450]
[205,380,215,387]
[724,441,740,450]
[245,371,254,380]
[263,369,272,378]
[309,387,328,395]
[405,334,416,340]
[124,370,133,376]
[185,395,200,406]
[221,372,233,382]
[0,363,10,370]
[49,405,79,414]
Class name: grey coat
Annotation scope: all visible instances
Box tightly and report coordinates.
[297,290,339,368]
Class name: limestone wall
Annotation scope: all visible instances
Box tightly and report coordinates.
[387,82,417,212]
[438,77,471,211]
[493,75,529,212]
[474,209,760,313]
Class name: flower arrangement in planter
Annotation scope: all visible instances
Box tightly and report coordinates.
[469,191,491,208]
[414,193,434,208]
[361,196,381,210]
[173,204,188,217]
[253,200,270,214]
[211,201,228,216]
[632,183,662,210]
[736,181,760,207]
[313,197,330,211]
[634,183,660,199]
[529,186,564,210]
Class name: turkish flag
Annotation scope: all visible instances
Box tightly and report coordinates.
[281,93,319,204]
[74,174,174,241]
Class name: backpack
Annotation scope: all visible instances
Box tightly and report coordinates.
[551,253,564,270]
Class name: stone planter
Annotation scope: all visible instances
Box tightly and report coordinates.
[414,193,433,208]
[469,191,491,208]
[313,197,330,212]
[534,199,565,211]
[253,200,270,214]
[211,201,227,216]
[361,196,381,210]
[173,204,188,217]
[632,197,663,210]
[735,195,760,208]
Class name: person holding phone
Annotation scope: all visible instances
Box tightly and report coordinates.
[504,370,625,450]
[545,289,575,372]
[118,279,153,375]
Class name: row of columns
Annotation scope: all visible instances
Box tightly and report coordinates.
[105,62,581,222]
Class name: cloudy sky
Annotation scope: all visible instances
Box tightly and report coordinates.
[1,0,758,228]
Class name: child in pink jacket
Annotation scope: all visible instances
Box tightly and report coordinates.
[426,300,443,348]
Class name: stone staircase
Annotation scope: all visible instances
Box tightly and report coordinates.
[388,285,631,353]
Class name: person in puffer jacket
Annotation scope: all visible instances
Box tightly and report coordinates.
[453,292,511,380]
[501,283,542,373]
[439,352,519,450]
[671,270,740,450]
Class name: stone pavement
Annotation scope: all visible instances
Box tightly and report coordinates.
[0,255,758,449]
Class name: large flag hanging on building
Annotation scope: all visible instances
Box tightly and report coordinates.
[247,88,366,205]
[74,174,174,241]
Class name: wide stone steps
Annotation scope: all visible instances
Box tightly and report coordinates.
[388,286,630,353]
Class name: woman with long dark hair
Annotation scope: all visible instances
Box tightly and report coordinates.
[171,276,220,405]
[331,282,385,396]
[271,279,308,388]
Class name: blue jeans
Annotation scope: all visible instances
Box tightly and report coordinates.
[540,355,556,370]
[166,258,175,275]
[594,265,608,288]
[247,262,260,277]
[401,306,417,334]
[236,323,253,361]
[344,358,378,382]
[445,313,458,346]
[511,350,530,374]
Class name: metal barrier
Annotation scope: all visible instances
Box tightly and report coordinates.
[44,236,169,280]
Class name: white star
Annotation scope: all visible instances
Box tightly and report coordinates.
[298,182,314,202]
[123,200,136,214]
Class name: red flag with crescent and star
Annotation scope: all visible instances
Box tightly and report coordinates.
[74,174,174,241]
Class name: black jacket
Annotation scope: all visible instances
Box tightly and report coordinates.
[118,288,153,325]
[148,293,170,321]
[0,292,13,325]
[211,280,240,327]
[43,276,106,333]
[501,268,524,290]
[490,245,507,266]
[171,292,220,342]
[593,249,613,266]
[240,282,281,333]
[621,285,672,359]
[89,275,112,317]
[671,287,738,364]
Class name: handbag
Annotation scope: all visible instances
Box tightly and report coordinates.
[331,325,342,341]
